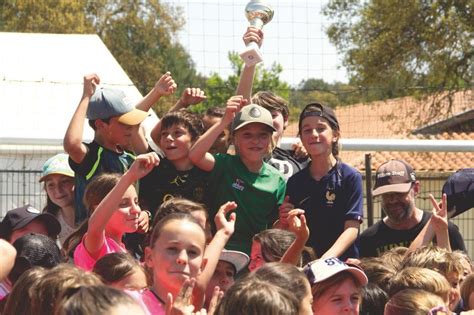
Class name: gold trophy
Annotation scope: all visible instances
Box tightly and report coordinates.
[239,0,274,66]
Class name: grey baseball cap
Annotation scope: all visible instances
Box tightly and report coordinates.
[231,104,276,134]
[87,88,148,125]
[219,249,249,274]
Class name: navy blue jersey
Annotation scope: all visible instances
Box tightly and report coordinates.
[286,161,363,259]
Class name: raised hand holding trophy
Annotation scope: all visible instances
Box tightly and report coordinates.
[239,0,274,66]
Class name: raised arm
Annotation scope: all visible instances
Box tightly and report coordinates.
[321,220,360,259]
[150,87,206,147]
[194,202,236,308]
[235,27,264,100]
[135,72,177,112]
[280,209,310,265]
[134,72,176,153]
[406,194,450,256]
[84,152,159,259]
[64,74,100,164]
[189,95,246,171]
[431,194,451,251]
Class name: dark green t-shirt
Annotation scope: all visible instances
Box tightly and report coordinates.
[207,154,286,255]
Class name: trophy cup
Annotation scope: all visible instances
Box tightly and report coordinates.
[239,0,274,66]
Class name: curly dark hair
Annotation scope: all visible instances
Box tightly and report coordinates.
[160,109,204,141]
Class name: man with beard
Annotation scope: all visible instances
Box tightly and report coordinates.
[358,159,466,257]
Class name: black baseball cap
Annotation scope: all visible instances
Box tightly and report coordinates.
[0,205,61,240]
[298,102,340,133]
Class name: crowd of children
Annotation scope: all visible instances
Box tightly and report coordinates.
[0,26,473,315]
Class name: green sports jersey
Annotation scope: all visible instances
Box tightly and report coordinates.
[207,154,286,255]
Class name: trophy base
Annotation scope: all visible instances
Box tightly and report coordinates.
[239,45,263,67]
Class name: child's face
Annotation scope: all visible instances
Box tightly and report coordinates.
[205,260,236,303]
[111,267,148,291]
[299,116,337,159]
[233,123,272,164]
[10,219,49,243]
[102,117,136,147]
[146,219,206,294]
[460,257,473,281]
[312,277,361,315]
[446,271,462,310]
[107,186,141,234]
[248,240,265,272]
[44,174,75,208]
[300,279,314,315]
[160,124,193,162]
[269,110,287,144]
[203,115,229,154]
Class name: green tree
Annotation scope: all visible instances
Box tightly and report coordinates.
[289,78,372,112]
[0,0,204,114]
[87,1,205,109]
[323,0,473,119]
[0,0,93,33]
[202,51,291,111]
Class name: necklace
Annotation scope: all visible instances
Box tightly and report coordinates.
[149,287,167,305]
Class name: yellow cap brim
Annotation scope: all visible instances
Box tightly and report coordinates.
[118,109,149,126]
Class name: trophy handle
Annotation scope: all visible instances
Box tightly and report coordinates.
[239,42,263,67]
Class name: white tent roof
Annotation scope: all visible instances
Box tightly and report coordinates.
[0,32,159,146]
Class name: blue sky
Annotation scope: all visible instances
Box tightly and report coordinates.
[164,0,348,87]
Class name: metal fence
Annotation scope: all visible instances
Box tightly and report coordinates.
[1,167,472,257]
[361,172,474,257]
[0,170,44,212]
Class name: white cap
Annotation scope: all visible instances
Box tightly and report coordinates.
[303,257,368,286]
[219,249,249,274]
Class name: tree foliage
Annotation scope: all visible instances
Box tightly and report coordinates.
[288,78,378,116]
[202,51,290,111]
[0,0,204,112]
[0,0,93,33]
[323,0,473,98]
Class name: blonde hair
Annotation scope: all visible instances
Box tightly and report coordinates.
[54,285,142,315]
[215,276,299,315]
[384,289,448,315]
[253,229,315,267]
[359,257,397,293]
[400,245,464,278]
[387,267,451,303]
[35,264,102,315]
[3,267,47,315]
[452,250,473,277]
[152,197,209,229]
[63,173,122,258]
[380,246,407,270]
[251,91,289,119]
[93,252,147,287]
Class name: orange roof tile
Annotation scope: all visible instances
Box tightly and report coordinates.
[285,90,473,138]
[340,132,474,172]
[284,90,473,172]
